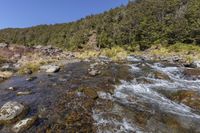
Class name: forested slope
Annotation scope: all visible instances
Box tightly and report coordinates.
[0,0,199,50]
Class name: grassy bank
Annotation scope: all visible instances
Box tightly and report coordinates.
[76,43,200,63]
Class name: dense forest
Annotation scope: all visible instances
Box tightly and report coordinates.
[0,0,199,51]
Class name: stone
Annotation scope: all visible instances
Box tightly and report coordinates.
[26,76,37,81]
[0,43,8,48]
[191,61,200,68]
[0,102,27,124]
[8,87,16,91]
[17,91,32,96]
[40,65,60,73]
[12,116,37,133]
[0,71,13,79]
[88,70,100,76]
[46,66,60,73]
[82,88,98,99]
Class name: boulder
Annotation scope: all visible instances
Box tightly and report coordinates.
[0,71,13,79]
[46,66,60,73]
[12,116,37,133]
[40,65,60,73]
[191,61,200,68]
[0,43,8,48]
[0,102,27,124]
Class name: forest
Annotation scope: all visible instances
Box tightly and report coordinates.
[0,0,199,51]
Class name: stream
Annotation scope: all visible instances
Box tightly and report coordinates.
[1,57,200,132]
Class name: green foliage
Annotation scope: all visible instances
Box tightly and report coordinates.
[0,0,199,49]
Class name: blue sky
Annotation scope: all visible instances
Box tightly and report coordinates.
[0,0,128,29]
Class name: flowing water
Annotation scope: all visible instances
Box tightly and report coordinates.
[93,56,200,133]
[1,57,200,132]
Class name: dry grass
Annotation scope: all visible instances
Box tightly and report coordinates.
[76,46,128,61]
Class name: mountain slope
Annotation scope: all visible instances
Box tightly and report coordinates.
[0,0,199,50]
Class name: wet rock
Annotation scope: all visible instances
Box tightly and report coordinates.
[191,61,200,68]
[0,102,27,124]
[12,116,37,133]
[26,76,37,81]
[154,71,170,80]
[0,43,8,48]
[0,71,13,79]
[17,91,32,96]
[88,69,101,76]
[82,88,98,99]
[8,87,16,91]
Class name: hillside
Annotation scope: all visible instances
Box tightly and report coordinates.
[0,0,199,51]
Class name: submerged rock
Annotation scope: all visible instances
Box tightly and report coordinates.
[154,71,170,80]
[0,102,27,124]
[170,90,200,110]
[183,68,200,79]
[82,88,98,99]
[12,116,37,133]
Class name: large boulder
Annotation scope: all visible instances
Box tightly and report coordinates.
[40,65,60,73]
[0,102,27,124]
[12,116,37,133]
[0,71,13,79]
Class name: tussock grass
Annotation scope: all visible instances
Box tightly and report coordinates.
[76,46,128,61]
[18,61,44,75]
[101,46,128,61]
